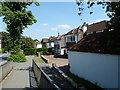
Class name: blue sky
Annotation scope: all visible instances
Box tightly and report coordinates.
[0,2,110,40]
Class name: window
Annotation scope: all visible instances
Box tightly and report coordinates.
[66,36,75,42]
[71,36,75,41]
[56,49,60,53]
[67,36,71,42]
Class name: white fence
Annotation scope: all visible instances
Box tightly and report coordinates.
[68,51,120,89]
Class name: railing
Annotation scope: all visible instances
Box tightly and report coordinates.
[0,61,13,82]
[32,60,60,89]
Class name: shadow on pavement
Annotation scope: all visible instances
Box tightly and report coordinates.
[59,65,69,73]
[15,67,30,71]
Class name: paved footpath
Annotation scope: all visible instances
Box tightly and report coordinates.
[2,56,36,88]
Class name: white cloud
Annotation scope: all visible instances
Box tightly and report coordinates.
[42,24,48,26]
[51,27,58,31]
[57,24,70,29]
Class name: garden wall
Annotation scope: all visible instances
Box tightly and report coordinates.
[68,51,120,89]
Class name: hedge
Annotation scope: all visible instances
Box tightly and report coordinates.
[23,47,55,55]
[23,48,37,55]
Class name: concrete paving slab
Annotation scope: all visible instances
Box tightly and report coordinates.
[1,56,35,88]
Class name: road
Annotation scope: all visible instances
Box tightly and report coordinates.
[43,55,69,72]
[44,55,68,66]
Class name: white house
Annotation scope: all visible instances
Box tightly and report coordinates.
[48,36,56,49]
[54,33,67,55]
[54,33,62,54]
[41,38,49,48]
[34,41,42,48]
[68,22,120,89]
[54,23,87,55]
[64,23,87,53]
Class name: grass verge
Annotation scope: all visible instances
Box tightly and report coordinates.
[34,57,45,63]
[65,72,103,90]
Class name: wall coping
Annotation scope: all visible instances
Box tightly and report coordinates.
[69,51,120,57]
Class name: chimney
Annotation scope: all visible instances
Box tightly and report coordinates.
[82,22,88,33]
[58,32,60,36]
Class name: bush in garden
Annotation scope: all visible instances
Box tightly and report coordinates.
[23,48,37,55]
[37,48,42,52]
[41,47,48,52]
[39,51,43,55]
[51,50,55,55]
[7,53,26,62]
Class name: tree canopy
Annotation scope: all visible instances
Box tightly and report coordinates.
[0,2,40,54]
[21,36,34,49]
[0,31,35,52]
[0,32,10,52]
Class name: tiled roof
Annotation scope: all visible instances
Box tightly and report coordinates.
[64,26,82,36]
[35,41,41,44]
[49,36,57,42]
[69,31,120,55]
[41,38,49,43]
[87,20,108,33]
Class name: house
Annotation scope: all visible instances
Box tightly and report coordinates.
[54,33,62,55]
[68,21,120,88]
[86,20,108,35]
[54,23,87,55]
[34,41,42,48]
[48,36,56,49]
[60,35,67,55]
[64,23,87,53]
[41,38,49,48]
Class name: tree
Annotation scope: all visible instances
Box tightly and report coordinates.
[76,0,120,52]
[21,36,34,49]
[0,2,40,54]
[0,32,10,52]
[34,39,39,42]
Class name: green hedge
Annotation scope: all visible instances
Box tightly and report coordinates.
[23,47,53,55]
[23,48,37,55]
[7,53,26,62]
[37,47,48,52]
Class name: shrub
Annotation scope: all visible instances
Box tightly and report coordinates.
[23,48,37,55]
[37,48,42,52]
[41,47,48,52]
[38,47,49,55]
[7,53,26,62]
[39,51,43,55]
[51,50,55,55]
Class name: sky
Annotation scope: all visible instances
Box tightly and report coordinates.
[0,2,110,41]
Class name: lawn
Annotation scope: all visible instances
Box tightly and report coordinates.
[65,72,103,90]
[34,57,45,63]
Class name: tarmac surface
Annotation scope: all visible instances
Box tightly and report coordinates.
[43,55,69,72]
[44,55,68,67]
